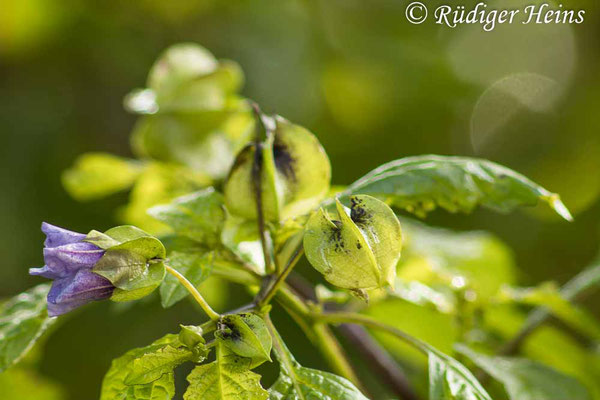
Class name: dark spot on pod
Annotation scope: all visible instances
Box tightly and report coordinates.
[329,220,346,253]
[273,138,296,183]
[226,144,254,181]
[218,317,242,341]
[350,197,370,224]
[241,314,256,329]
[356,241,362,250]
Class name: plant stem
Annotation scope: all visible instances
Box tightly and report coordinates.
[310,322,367,394]
[212,260,261,287]
[499,262,600,355]
[274,287,365,391]
[285,273,420,400]
[316,312,430,355]
[165,265,220,321]
[275,286,312,316]
[264,315,306,397]
[257,246,304,307]
[338,323,420,400]
[250,103,273,274]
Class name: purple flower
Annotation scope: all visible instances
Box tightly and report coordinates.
[30,223,114,316]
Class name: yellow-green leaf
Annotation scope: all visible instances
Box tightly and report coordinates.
[100,334,182,400]
[62,153,142,201]
[148,188,225,246]
[343,155,572,220]
[268,322,368,400]
[0,284,55,372]
[499,283,600,341]
[184,343,268,400]
[457,345,590,400]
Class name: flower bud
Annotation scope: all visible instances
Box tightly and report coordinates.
[303,195,402,290]
[179,325,205,349]
[29,223,114,316]
[30,223,168,316]
[224,116,331,222]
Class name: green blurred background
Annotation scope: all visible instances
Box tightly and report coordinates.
[1,0,599,398]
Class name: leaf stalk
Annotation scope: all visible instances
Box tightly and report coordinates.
[165,264,220,321]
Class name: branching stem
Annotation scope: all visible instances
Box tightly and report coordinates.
[338,323,420,400]
[275,288,365,392]
[250,102,273,274]
[256,246,304,307]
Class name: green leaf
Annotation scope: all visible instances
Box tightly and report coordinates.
[484,304,600,399]
[120,162,211,234]
[89,226,167,301]
[148,188,225,246]
[62,153,142,201]
[138,43,243,113]
[365,299,458,366]
[126,44,252,179]
[215,313,272,365]
[147,44,217,91]
[499,283,600,341]
[456,345,591,400]
[184,343,268,400]
[343,155,572,220]
[159,251,213,308]
[100,334,183,400]
[428,349,492,400]
[130,111,251,179]
[268,326,368,400]
[126,376,175,400]
[398,217,516,302]
[393,279,456,314]
[125,341,206,385]
[0,284,55,372]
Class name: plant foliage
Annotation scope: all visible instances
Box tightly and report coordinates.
[2,42,599,400]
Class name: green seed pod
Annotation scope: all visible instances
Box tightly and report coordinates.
[303,195,402,290]
[224,116,331,222]
[215,313,272,364]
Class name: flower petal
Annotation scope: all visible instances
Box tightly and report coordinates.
[47,269,114,316]
[42,222,87,248]
[42,242,105,277]
[29,266,59,279]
